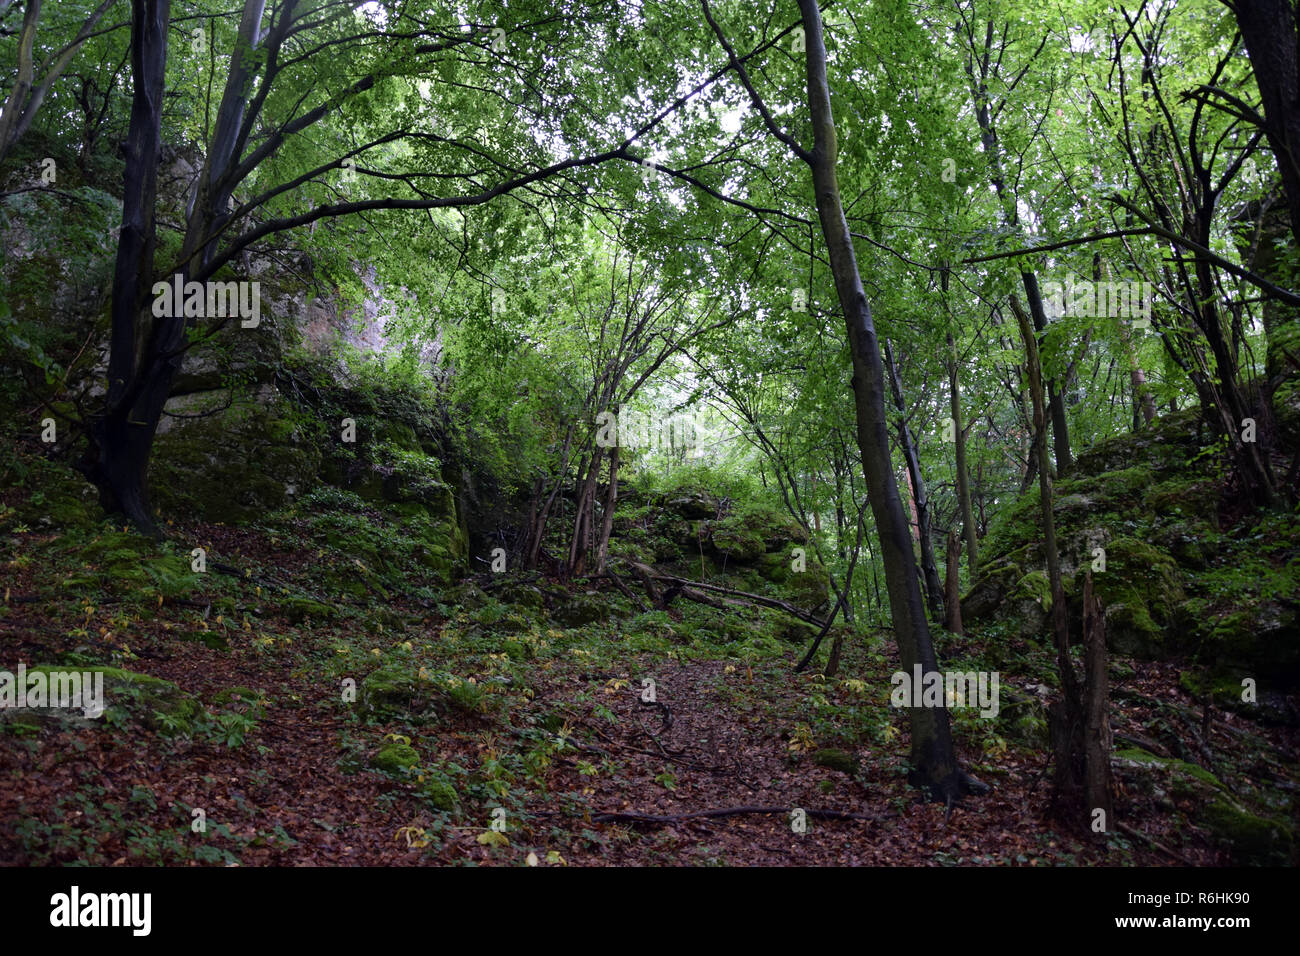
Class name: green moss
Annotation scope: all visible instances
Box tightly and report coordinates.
[8,665,201,732]
[1014,570,1052,610]
[67,530,201,603]
[177,629,229,651]
[661,488,719,519]
[979,494,1041,565]
[1178,669,1249,702]
[213,686,264,708]
[502,639,533,661]
[152,392,323,523]
[1090,537,1185,657]
[371,741,420,773]
[421,779,459,811]
[994,686,1049,748]
[710,522,766,561]
[811,747,859,774]
[497,581,544,610]
[360,665,422,719]
[1199,799,1294,865]
[1094,465,1157,505]
[1145,477,1219,517]
[552,592,611,627]
[284,596,338,623]
[1113,748,1227,801]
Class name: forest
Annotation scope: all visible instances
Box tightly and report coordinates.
[0,0,1296,873]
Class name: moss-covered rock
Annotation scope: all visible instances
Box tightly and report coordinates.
[496,581,544,610]
[994,684,1050,748]
[371,740,420,773]
[961,556,1024,621]
[709,521,766,561]
[0,665,201,732]
[213,686,265,709]
[283,596,338,623]
[67,530,198,602]
[360,665,435,720]
[1112,748,1228,808]
[784,561,831,611]
[811,747,859,774]
[153,386,322,524]
[552,591,611,627]
[955,408,1300,672]
[709,504,806,562]
[1090,537,1185,657]
[1198,798,1294,865]
[177,628,229,651]
[421,778,459,811]
[664,489,718,519]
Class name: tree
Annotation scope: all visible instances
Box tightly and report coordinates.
[697,0,982,801]
[75,0,691,531]
[0,0,119,168]
[1226,0,1300,245]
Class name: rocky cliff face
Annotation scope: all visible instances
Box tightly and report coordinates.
[1,145,467,584]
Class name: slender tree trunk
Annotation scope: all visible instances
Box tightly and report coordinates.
[1014,292,1091,820]
[525,426,576,570]
[1116,312,1157,429]
[568,448,602,576]
[944,528,963,636]
[886,339,944,623]
[797,0,975,801]
[1193,257,1275,502]
[967,53,1073,474]
[594,446,619,573]
[1021,272,1074,473]
[1019,432,1039,493]
[810,473,821,532]
[181,0,267,270]
[0,0,43,165]
[1082,571,1114,844]
[1098,254,1156,428]
[947,331,978,577]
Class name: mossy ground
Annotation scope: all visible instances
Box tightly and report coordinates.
[0,400,1295,866]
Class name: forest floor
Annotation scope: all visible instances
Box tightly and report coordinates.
[2,507,1296,866]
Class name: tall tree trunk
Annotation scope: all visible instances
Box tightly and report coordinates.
[797,0,978,801]
[885,338,944,623]
[1013,292,1087,817]
[1254,201,1300,465]
[967,47,1073,474]
[944,528,963,636]
[1192,255,1276,503]
[568,448,602,576]
[524,425,576,570]
[1231,0,1300,245]
[1082,572,1114,844]
[181,0,267,271]
[594,446,619,573]
[946,330,979,577]
[1129,343,1157,428]
[75,0,172,531]
[1021,272,1074,473]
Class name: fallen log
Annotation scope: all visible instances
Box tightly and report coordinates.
[619,559,828,626]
